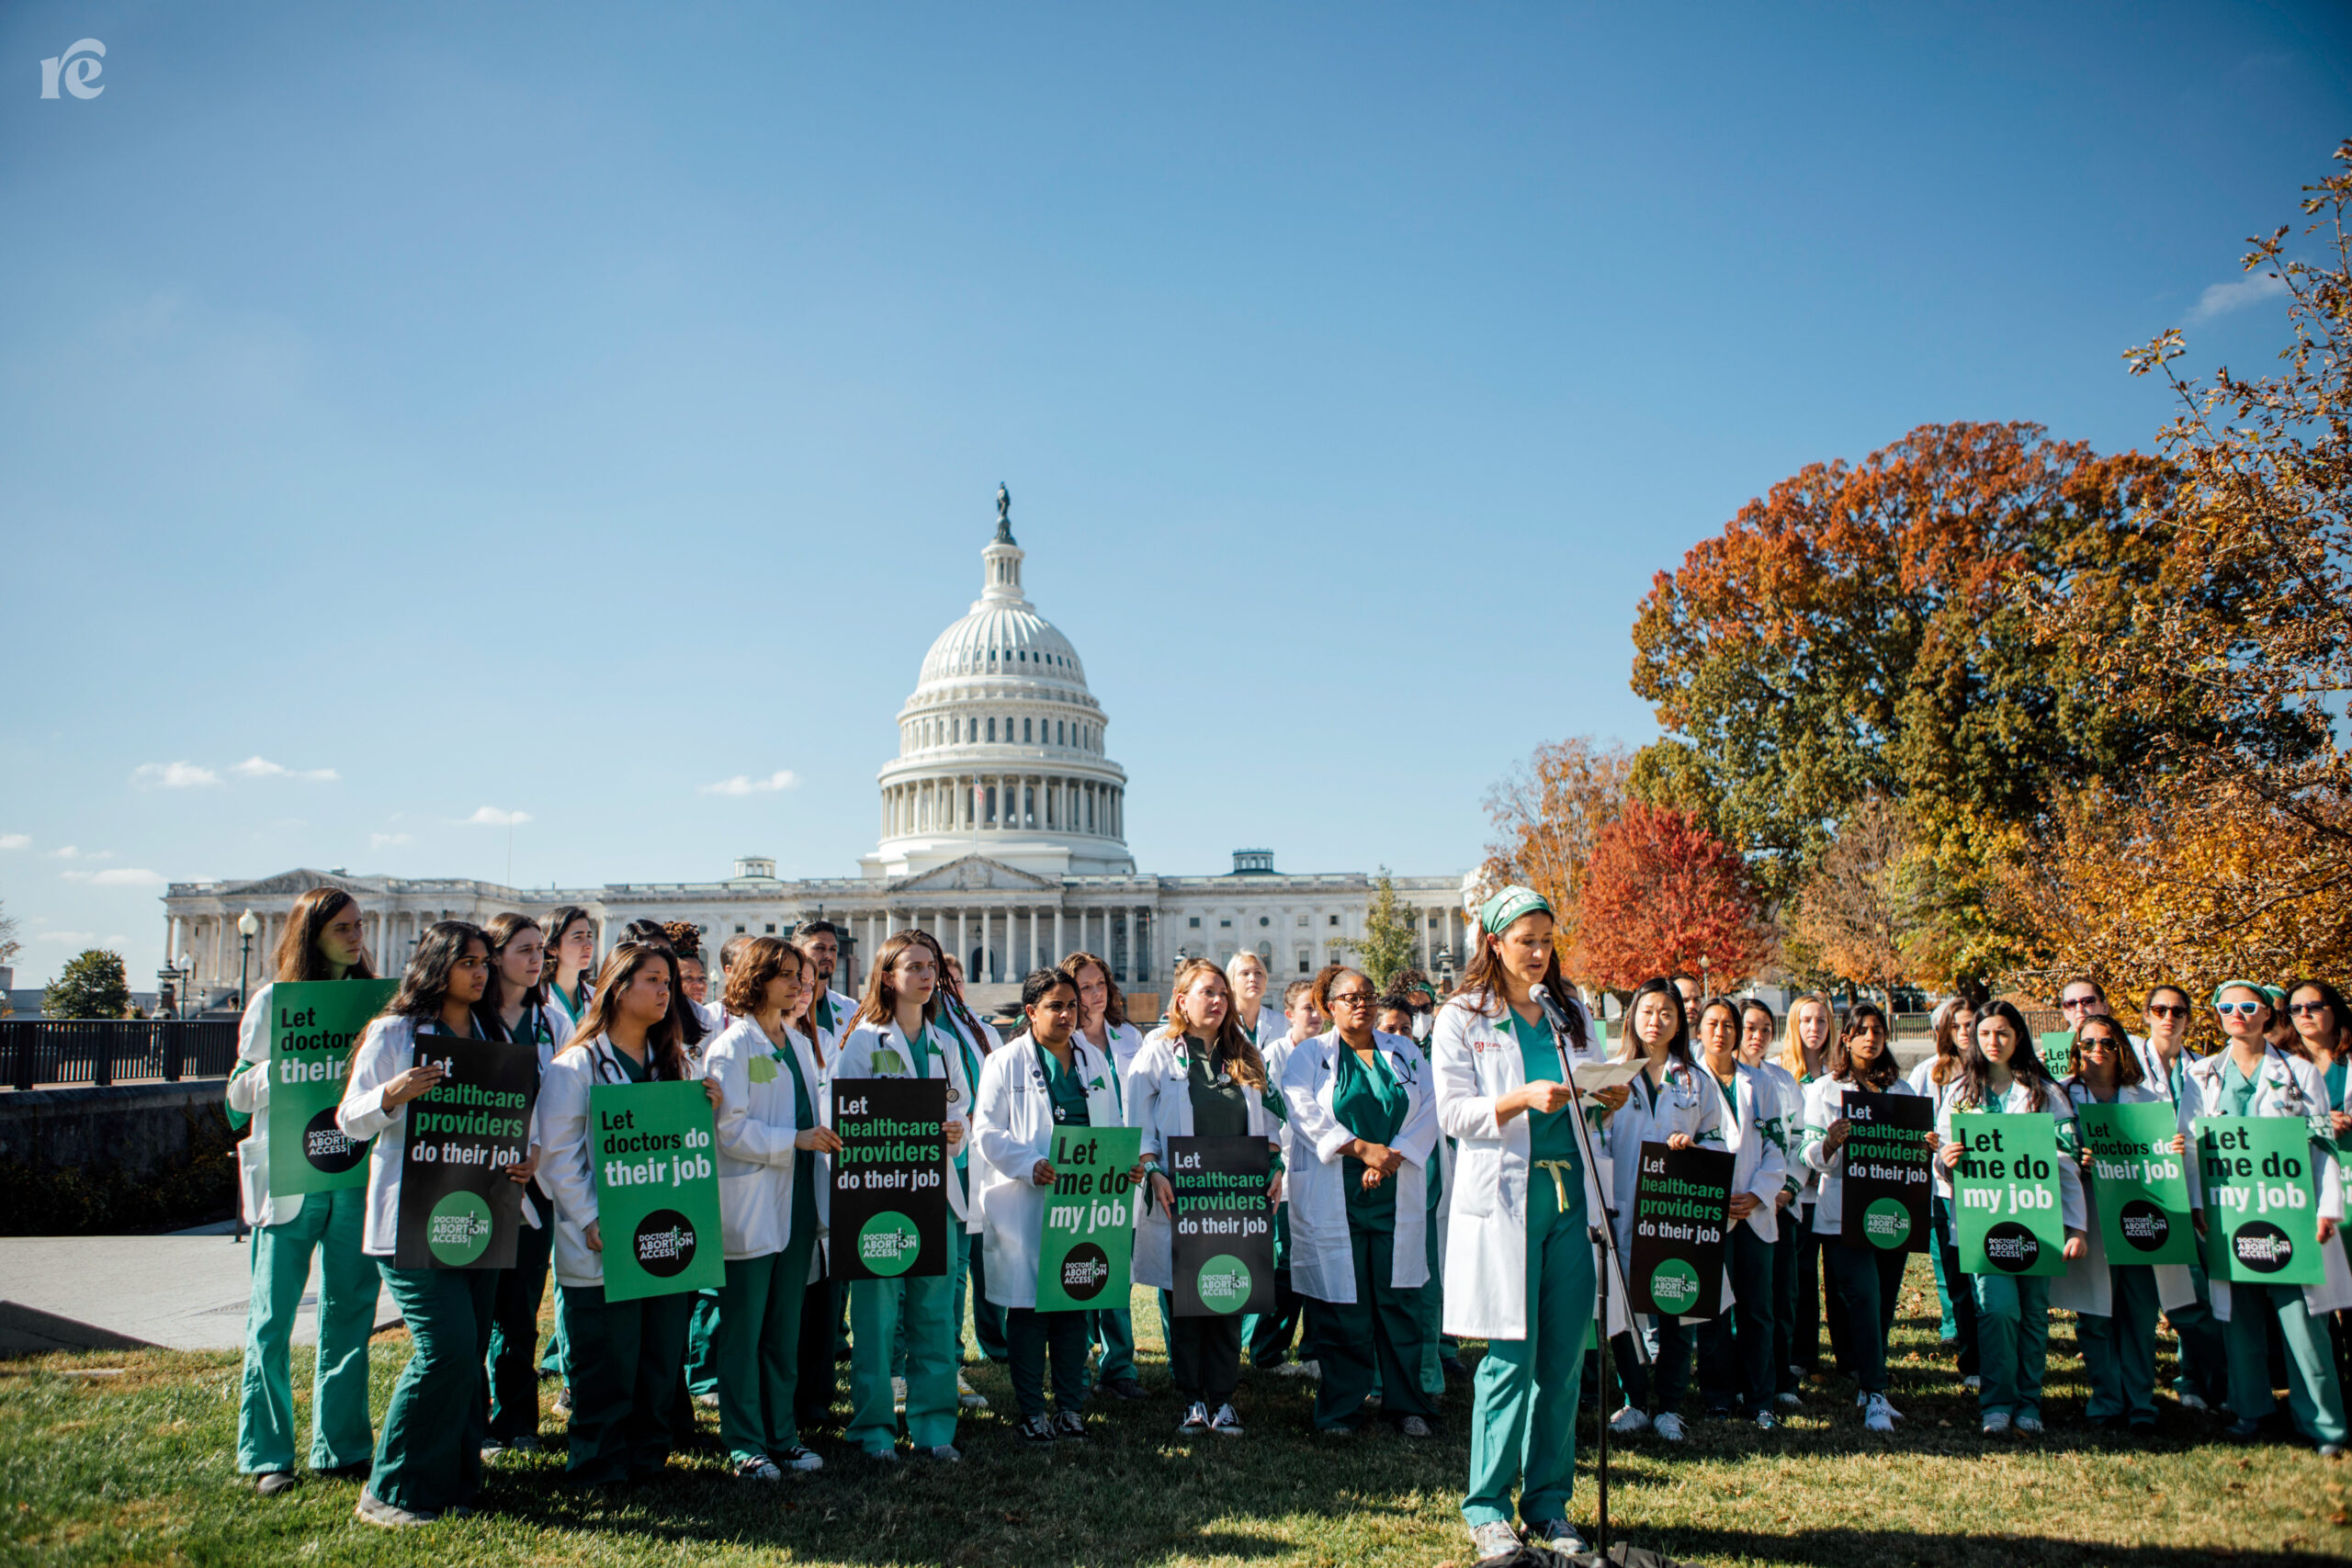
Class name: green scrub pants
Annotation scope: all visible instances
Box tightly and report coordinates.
[1971,1270,2052,1419]
[1089,1304,1136,1385]
[1244,1206,1304,1368]
[717,1225,819,1465]
[486,1213,553,1440]
[236,1187,377,1475]
[2078,1264,2159,1424]
[559,1282,694,1484]
[684,1290,721,1398]
[2169,1264,2229,1407]
[369,1263,496,1516]
[897,1227,977,1374]
[1311,1228,1432,1430]
[1418,1208,1447,1397]
[1006,1306,1090,1419]
[1464,1170,1594,1530]
[2224,1282,2349,1446]
[849,1273,958,1455]
[967,1233,1010,1361]
[1821,1240,1894,1395]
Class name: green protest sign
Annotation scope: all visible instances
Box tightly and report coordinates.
[1952,1112,2068,1277]
[1036,1125,1141,1312]
[266,978,398,1199]
[2039,1032,2076,1072]
[2075,1100,2195,1265]
[590,1080,725,1303]
[2194,1115,2324,1287]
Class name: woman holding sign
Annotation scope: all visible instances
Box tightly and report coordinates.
[1283,965,1440,1438]
[1781,993,1841,1386]
[337,921,539,1527]
[1602,978,1727,1442]
[704,938,838,1479]
[227,886,384,1496]
[1932,999,2086,1436]
[2056,1012,2188,1433]
[972,968,1127,1443]
[1063,952,1151,1402]
[2181,981,2350,1455]
[1693,997,1788,1428]
[537,941,709,1487]
[1128,958,1284,1439]
[479,913,571,1457]
[1433,886,1622,1562]
[1799,1000,1921,1434]
[834,931,975,1462]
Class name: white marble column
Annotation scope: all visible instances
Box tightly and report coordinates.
[956,908,968,973]
[1052,907,1063,969]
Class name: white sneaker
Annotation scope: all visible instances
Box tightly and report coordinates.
[957,1371,989,1410]
[2177,1391,2209,1412]
[1528,1518,1590,1555]
[1274,1359,1318,1379]
[1653,1411,1687,1442]
[1962,1375,1981,1392]
[1864,1393,1897,1433]
[1754,1409,1777,1431]
[1607,1404,1651,1435]
[734,1455,781,1482]
[1983,1410,2012,1435]
[892,1375,907,1413]
[2014,1413,2043,1435]
[776,1446,823,1472]
[1775,1391,1803,1409]
[1468,1521,1522,1560]
[1208,1402,1245,1438]
[1178,1400,1211,1435]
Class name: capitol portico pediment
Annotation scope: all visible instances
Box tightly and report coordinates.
[890,856,1057,893]
[229,868,382,897]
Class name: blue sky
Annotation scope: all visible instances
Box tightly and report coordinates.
[1,3,2345,986]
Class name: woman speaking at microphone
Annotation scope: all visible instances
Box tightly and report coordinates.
[1434,886,1623,1563]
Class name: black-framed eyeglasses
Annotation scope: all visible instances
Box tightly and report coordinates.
[1328,991,1376,1008]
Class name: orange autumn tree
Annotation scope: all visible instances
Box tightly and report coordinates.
[1477,737,1634,960]
[1575,802,1770,994]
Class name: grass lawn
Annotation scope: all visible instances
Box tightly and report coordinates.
[2,1261,2347,1567]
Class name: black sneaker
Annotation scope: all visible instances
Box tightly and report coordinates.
[1054,1410,1086,1442]
[254,1472,297,1497]
[1178,1400,1211,1435]
[1105,1376,1148,1401]
[1018,1416,1057,1446]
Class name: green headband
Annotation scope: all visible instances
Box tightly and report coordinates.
[1480,885,1553,936]
[2211,979,2280,1009]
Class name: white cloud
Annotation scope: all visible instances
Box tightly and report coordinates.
[2188,271,2290,323]
[230,755,340,782]
[62,867,166,888]
[0,834,27,851]
[44,846,112,861]
[34,931,96,944]
[700,770,800,796]
[463,807,532,827]
[370,831,413,848]
[134,761,222,788]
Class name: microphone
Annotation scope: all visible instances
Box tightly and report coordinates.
[1529,982,1577,1038]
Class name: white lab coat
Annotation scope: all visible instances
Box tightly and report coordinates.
[704,1016,829,1264]
[1750,1059,1805,1210]
[2178,1044,2352,1320]
[1800,1074,1922,1237]
[227,984,302,1229]
[971,1034,1127,1310]
[1605,1055,1729,1266]
[1125,1029,1283,1292]
[336,1015,537,1260]
[1705,1062,1790,1247]
[834,1017,978,1234]
[1431,992,1625,1343]
[1281,1030,1438,1303]
[2052,1078,2196,1318]
[1086,1019,1147,1098]
[536,1033,706,1289]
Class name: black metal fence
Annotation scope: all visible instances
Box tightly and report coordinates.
[1,1020,241,1091]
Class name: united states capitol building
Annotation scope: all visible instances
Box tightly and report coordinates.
[161,495,1475,1010]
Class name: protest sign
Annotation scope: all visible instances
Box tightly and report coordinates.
[393,1035,533,1270]
[831,1077,949,1282]
[1169,1135,1274,1318]
[591,1080,724,1301]
[266,978,398,1198]
[1628,1140,1735,1318]
[1036,1124,1142,1312]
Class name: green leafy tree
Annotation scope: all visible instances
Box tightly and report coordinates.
[45,949,131,1021]
[1344,869,1421,991]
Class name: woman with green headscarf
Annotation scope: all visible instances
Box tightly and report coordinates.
[1433,886,1627,1562]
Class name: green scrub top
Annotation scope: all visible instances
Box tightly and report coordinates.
[771,1033,820,1233]
[613,1043,652,1084]
[1505,1010,1583,1175]
[1335,1041,1408,1233]
[2223,1056,2261,1119]
[811,993,837,1035]
[1042,1043,1092,1127]
[1185,1037,1251,1139]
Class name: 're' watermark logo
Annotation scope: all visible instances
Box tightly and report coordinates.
[40,39,105,100]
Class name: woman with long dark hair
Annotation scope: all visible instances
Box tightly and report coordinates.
[1738,998,1807,1413]
[1128,957,1284,1438]
[1910,996,1979,1364]
[1799,998,1921,1433]
[336,921,538,1527]
[1432,886,1624,1562]
[2284,977,2352,1396]
[1283,964,1441,1437]
[477,913,571,1457]
[1061,949,1150,1400]
[542,907,597,1032]
[2131,980,2229,1411]
[833,930,975,1461]
[227,886,381,1495]
[1603,977,1727,1441]
[536,942,708,1485]
[1933,999,2085,1436]
[1692,995,1789,1427]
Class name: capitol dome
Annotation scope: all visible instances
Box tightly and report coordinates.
[861,492,1133,881]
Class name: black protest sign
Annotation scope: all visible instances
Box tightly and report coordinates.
[1838,1090,1934,1254]
[1629,1141,1735,1318]
[1169,1135,1274,1318]
[393,1036,534,1270]
[831,1077,949,1281]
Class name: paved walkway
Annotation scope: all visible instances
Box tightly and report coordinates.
[0,1224,401,1354]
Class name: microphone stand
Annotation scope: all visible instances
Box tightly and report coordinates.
[1536,987,1645,1562]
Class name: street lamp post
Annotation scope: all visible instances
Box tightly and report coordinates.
[236,908,260,1011]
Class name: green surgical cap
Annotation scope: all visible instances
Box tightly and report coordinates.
[1480,885,1553,936]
